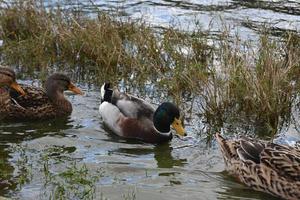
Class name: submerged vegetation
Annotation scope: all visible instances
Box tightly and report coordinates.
[0,0,300,137]
[10,144,103,200]
[8,144,138,200]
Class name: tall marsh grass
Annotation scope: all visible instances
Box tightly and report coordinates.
[201,31,300,137]
[0,0,299,137]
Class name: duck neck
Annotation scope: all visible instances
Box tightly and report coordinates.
[48,91,72,114]
[153,125,172,139]
[153,117,171,134]
[0,87,9,105]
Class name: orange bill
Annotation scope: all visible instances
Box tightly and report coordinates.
[10,82,26,95]
[68,82,84,95]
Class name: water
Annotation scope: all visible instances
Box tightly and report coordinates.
[1,1,300,199]
[47,0,300,38]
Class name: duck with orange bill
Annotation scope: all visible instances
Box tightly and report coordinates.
[1,69,83,121]
[0,67,26,120]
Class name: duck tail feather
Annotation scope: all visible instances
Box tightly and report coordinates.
[239,140,264,164]
[100,83,113,103]
[237,147,249,162]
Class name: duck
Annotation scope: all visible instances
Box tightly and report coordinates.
[99,83,186,143]
[0,67,26,120]
[2,71,83,121]
[215,132,300,200]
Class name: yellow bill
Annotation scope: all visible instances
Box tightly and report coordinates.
[10,82,26,96]
[171,118,186,136]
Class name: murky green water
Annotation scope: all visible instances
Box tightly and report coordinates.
[1,0,300,199]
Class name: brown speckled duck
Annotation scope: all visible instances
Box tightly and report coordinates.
[0,67,26,120]
[216,133,300,200]
[2,71,83,121]
[99,83,186,143]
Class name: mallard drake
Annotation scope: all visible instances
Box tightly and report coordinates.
[99,83,186,143]
[0,67,26,120]
[2,72,83,121]
[215,133,300,200]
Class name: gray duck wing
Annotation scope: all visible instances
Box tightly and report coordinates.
[113,91,155,119]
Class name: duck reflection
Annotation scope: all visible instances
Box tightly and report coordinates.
[0,117,73,142]
[110,141,186,169]
[154,143,186,168]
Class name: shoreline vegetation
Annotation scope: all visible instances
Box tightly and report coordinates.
[1,0,300,138]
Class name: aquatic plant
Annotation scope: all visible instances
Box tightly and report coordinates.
[9,144,105,200]
[201,30,300,137]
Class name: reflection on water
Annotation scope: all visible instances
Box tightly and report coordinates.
[0,118,72,142]
[0,146,15,195]
[154,143,186,168]
[106,137,187,171]
[0,117,73,196]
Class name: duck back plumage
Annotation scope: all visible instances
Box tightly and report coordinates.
[112,89,155,119]
[0,89,11,120]
[4,83,72,121]
[216,133,300,200]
